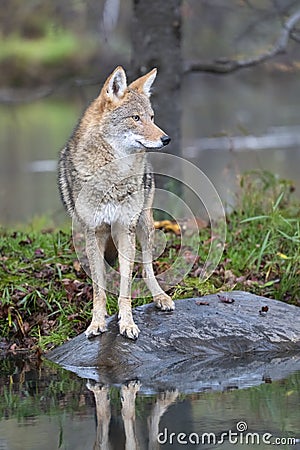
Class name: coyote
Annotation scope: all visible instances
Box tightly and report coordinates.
[58,66,175,339]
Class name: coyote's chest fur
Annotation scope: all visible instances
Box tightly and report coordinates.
[82,161,148,227]
[59,143,149,228]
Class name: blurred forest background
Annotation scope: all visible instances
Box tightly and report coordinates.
[1,0,300,224]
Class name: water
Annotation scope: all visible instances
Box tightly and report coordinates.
[0,358,299,450]
[181,71,300,210]
[0,97,81,225]
[1,71,300,225]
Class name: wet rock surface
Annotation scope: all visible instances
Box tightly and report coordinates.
[47,291,300,393]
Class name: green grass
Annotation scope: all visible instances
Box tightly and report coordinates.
[0,171,299,353]
[0,27,98,87]
[0,29,96,67]
[0,227,92,349]
[223,171,300,301]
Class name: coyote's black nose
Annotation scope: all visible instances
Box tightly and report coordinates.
[161,135,171,146]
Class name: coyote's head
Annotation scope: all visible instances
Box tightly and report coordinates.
[94,66,171,154]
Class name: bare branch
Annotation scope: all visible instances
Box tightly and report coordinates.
[184,8,300,75]
[236,0,298,44]
[0,87,54,104]
[291,30,300,43]
[0,77,103,104]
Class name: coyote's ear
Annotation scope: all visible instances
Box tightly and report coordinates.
[104,66,127,102]
[129,68,157,97]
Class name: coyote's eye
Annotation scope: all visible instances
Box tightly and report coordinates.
[132,115,140,122]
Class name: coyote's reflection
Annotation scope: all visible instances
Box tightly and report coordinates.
[87,380,178,450]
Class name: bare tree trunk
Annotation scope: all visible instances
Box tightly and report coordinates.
[131,0,182,158]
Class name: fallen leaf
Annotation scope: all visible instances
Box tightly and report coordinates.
[35,265,54,279]
[277,252,288,259]
[192,266,204,277]
[217,294,235,304]
[154,220,181,235]
[23,322,30,334]
[259,305,269,316]
[19,236,32,246]
[9,343,18,354]
[195,301,210,306]
[262,375,272,383]
[224,269,236,281]
[34,248,45,257]
[73,260,81,272]
[236,276,246,283]
[183,250,199,265]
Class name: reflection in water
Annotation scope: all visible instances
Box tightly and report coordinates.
[87,380,178,450]
[0,358,299,450]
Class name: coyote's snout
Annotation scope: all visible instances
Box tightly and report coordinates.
[58,66,175,339]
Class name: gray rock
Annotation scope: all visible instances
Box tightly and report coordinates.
[47,291,300,393]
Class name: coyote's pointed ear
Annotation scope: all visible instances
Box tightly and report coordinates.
[129,68,157,97]
[103,66,127,102]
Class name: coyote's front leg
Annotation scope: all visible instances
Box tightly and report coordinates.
[121,381,141,450]
[87,381,111,450]
[85,227,110,338]
[137,209,175,311]
[116,226,140,339]
[148,390,179,449]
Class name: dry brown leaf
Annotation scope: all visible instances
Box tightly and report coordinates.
[154,220,181,235]
[217,294,235,304]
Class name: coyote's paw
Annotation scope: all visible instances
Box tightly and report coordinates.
[153,293,175,311]
[85,320,107,338]
[86,382,111,421]
[159,389,179,405]
[121,381,140,420]
[119,320,140,340]
[86,380,108,394]
[122,380,141,396]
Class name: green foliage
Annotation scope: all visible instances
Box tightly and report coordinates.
[224,171,300,302]
[0,27,98,87]
[0,31,79,65]
[0,228,92,350]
